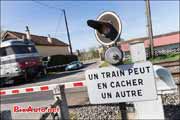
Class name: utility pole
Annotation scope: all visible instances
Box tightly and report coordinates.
[145,0,154,58]
[62,9,73,55]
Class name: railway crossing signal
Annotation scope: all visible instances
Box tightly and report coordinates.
[87,11,122,46]
[87,11,123,64]
[105,47,123,65]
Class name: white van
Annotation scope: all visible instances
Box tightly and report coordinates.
[0,39,46,86]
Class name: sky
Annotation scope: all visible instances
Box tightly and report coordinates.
[1,1,179,52]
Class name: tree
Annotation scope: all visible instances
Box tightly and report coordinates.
[78,47,100,61]
[89,47,99,59]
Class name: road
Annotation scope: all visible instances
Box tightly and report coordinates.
[0,61,99,90]
[0,61,99,119]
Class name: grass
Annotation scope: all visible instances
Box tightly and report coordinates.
[123,59,132,64]
[123,53,180,64]
[99,59,132,67]
[148,53,180,63]
[99,61,110,68]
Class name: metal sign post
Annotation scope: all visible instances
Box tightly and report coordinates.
[86,11,165,120]
[86,11,127,120]
[129,41,165,119]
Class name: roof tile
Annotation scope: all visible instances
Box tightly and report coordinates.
[4,31,69,46]
[120,31,179,51]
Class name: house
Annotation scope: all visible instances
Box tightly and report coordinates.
[1,28,70,57]
[118,31,180,58]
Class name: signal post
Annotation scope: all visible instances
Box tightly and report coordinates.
[85,10,178,119]
[87,11,128,119]
[86,11,157,120]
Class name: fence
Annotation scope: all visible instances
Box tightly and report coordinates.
[124,48,180,60]
[146,48,180,57]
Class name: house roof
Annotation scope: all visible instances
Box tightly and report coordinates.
[2,30,69,47]
[119,31,180,52]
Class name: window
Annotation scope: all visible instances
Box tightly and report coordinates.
[0,48,7,57]
[5,45,38,55]
[27,46,37,53]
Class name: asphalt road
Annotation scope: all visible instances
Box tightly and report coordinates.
[0,61,99,90]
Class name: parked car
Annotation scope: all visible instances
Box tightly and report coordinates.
[0,39,46,86]
[65,61,83,71]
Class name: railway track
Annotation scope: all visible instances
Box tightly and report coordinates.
[172,72,180,76]
[154,60,180,68]
[172,72,180,85]
[154,60,180,75]
[154,60,180,84]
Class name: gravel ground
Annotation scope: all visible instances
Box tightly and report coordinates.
[69,94,180,120]
[69,104,180,119]
[161,94,180,105]
[174,77,180,84]
[69,105,122,120]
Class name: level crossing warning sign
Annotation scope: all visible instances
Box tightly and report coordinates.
[85,61,157,104]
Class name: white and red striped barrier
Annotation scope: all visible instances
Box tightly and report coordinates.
[0,81,86,96]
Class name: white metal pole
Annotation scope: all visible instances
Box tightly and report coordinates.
[129,41,165,119]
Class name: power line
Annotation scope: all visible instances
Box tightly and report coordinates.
[32,0,63,11]
[32,0,64,36]
[32,0,73,54]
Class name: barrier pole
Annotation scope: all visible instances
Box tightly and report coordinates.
[119,102,127,120]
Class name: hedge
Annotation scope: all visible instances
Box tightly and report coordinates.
[47,54,78,67]
[44,54,78,72]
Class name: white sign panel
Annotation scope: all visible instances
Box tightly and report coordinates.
[85,61,157,104]
[130,42,146,62]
